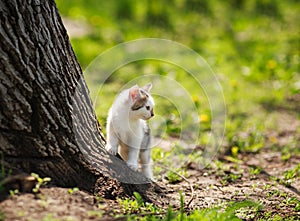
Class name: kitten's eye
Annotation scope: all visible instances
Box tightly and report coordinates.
[146,106,150,110]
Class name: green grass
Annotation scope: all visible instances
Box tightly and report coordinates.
[117,192,260,221]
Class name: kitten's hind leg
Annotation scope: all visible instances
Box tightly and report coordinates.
[105,130,119,155]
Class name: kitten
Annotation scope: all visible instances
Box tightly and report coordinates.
[105,83,155,180]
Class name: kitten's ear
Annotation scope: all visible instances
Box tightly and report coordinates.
[129,85,141,102]
[142,83,152,93]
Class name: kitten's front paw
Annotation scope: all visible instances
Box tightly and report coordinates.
[127,162,138,171]
[149,177,156,182]
[143,171,156,182]
[105,144,118,155]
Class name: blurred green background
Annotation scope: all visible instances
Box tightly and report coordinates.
[55,0,300,154]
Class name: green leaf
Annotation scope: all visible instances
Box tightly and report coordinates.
[133,192,144,207]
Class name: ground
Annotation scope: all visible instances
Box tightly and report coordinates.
[0,111,299,221]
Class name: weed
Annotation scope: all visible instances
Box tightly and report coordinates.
[220,179,228,186]
[293,198,300,212]
[222,172,242,184]
[281,197,300,212]
[281,152,291,162]
[249,166,262,179]
[118,196,139,214]
[31,173,51,193]
[267,189,281,198]
[152,148,166,162]
[9,189,19,197]
[280,163,300,187]
[231,146,239,158]
[263,184,272,190]
[118,192,161,215]
[68,187,79,195]
[166,171,182,184]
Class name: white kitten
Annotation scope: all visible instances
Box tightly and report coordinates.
[105,83,155,180]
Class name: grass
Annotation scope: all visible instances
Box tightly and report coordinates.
[117,191,260,221]
[281,163,300,187]
[54,0,300,220]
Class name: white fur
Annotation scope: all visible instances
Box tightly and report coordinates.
[105,84,155,180]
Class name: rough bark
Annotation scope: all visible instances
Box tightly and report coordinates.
[0,0,151,194]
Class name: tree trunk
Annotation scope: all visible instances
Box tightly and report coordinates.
[0,0,152,196]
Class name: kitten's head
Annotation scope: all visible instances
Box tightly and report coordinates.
[129,83,154,120]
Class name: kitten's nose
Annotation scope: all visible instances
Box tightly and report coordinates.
[151,109,154,117]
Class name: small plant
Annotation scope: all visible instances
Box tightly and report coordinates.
[9,189,19,196]
[118,195,140,214]
[118,192,162,216]
[118,192,144,214]
[166,171,182,183]
[263,184,272,190]
[281,152,291,162]
[266,189,283,198]
[133,192,144,207]
[222,172,242,184]
[249,166,262,179]
[231,146,239,158]
[280,163,300,187]
[281,197,300,212]
[220,179,228,186]
[68,187,79,195]
[152,148,170,162]
[31,173,51,193]
[293,198,300,212]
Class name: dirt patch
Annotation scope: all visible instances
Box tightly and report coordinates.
[0,188,97,221]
